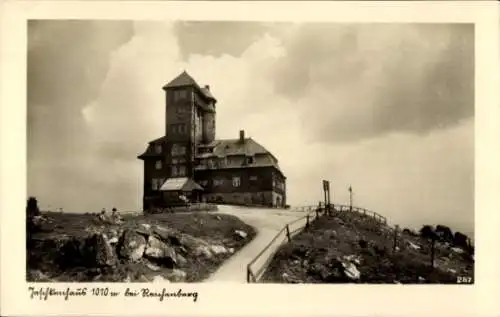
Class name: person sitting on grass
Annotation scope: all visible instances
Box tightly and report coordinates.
[111,207,124,224]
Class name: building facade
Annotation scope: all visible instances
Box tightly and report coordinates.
[138,71,286,210]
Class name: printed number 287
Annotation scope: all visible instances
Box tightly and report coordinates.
[457,276,473,284]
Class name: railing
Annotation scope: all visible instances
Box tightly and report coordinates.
[246,204,388,283]
[246,207,324,283]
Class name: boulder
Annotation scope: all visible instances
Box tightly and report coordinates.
[165,269,187,282]
[119,229,147,262]
[194,245,213,258]
[152,275,170,283]
[88,233,117,267]
[342,261,361,280]
[210,245,228,255]
[176,254,188,267]
[154,226,182,246]
[144,236,178,267]
[234,230,248,240]
[146,262,161,271]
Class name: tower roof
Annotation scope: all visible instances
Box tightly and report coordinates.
[162,70,217,102]
[163,70,198,89]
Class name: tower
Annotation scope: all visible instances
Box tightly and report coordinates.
[162,71,217,179]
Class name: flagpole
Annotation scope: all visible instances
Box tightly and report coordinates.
[349,185,353,212]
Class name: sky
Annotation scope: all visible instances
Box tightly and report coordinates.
[27,21,474,235]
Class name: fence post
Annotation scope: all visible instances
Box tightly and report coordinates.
[286,224,291,242]
[316,208,319,218]
[247,266,251,283]
[306,215,310,229]
[392,225,399,253]
[430,237,436,270]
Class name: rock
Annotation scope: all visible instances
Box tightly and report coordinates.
[228,248,235,254]
[109,237,119,245]
[144,236,178,267]
[194,245,213,258]
[138,275,150,282]
[141,223,151,230]
[123,275,132,283]
[418,276,426,282]
[407,241,421,250]
[210,245,228,255]
[165,269,187,282]
[119,230,147,262]
[344,254,362,265]
[451,247,465,254]
[234,230,248,240]
[28,269,51,282]
[176,254,187,267]
[154,226,182,246]
[152,275,170,283]
[342,261,361,280]
[146,262,161,271]
[180,235,209,250]
[88,233,117,267]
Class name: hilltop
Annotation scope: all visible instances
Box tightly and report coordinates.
[260,209,474,284]
[27,207,256,283]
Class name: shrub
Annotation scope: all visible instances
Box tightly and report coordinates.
[435,225,454,243]
[420,225,438,240]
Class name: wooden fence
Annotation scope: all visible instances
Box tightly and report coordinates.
[246,207,324,283]
[246,204,388,283]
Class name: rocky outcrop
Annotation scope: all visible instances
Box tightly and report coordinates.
[119,230,147,262]
[27,220,242,282]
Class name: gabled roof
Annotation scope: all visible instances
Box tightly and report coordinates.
[160,177,204,192]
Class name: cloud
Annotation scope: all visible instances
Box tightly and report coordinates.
[271,23,474,143]
[27,21,474,236]
[27,20,135,211]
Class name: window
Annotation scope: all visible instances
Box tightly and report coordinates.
[152,178,164,190]
[178,165,186,176]
[250,175,258,181]
[246,155,254,165]
[200,180,209,187]
[155,144,162,154]
[171,165,178,177]
[232,176,241,187]
[155,160,162,170]
[174,89,188,101]
[171,144,187,156]
[213,179,224,186]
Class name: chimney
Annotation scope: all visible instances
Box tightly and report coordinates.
[204,85,210,91]
[239,130,245,143]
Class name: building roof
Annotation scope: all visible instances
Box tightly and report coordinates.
[162,70,216,101]
[163,71,198,89]
[160,177,204,192]
[137,136,285,178]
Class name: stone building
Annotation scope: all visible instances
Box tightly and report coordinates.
[138,71,286,210]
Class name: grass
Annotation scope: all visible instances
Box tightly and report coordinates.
[27,211,257,283]
[260,212,474,284]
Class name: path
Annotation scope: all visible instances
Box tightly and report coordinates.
[204,205,306,283]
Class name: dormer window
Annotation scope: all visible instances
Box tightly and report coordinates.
[246,155,254,165]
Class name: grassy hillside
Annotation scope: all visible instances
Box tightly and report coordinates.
[260,211,474,284]
[27,211,256,282]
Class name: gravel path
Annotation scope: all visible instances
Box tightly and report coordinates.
[203,205,305,283]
